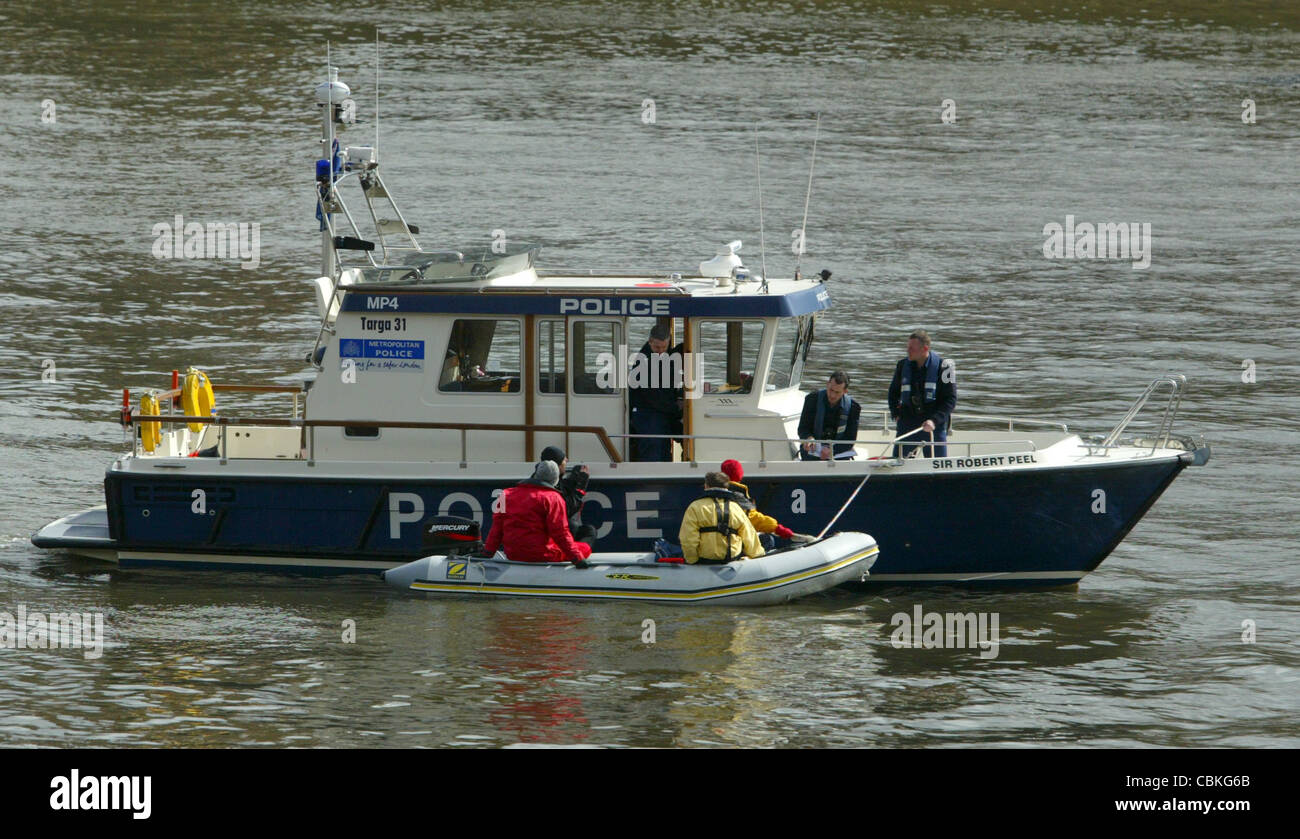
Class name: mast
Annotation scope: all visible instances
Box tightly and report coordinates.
[314,62,351,278]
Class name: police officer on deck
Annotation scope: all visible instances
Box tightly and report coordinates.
[629,323,684,462]
[888,330,956,458]
[797,370,861,460]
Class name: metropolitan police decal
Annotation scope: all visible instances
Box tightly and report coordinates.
[339,338,425,373]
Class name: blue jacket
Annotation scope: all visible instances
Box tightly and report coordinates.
[798,389,861,458]
[888,351,956,432]
[628,341,685,417]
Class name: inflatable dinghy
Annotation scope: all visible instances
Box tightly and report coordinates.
[383,523,878,605]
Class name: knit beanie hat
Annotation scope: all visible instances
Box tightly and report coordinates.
[540,445,567,467]
[720,459,743,483]
[531,459,560,487]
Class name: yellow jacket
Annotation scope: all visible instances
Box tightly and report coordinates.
[679,490,766,564]
[727,480,779,533]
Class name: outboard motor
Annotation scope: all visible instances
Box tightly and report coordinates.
[421,516,482,555]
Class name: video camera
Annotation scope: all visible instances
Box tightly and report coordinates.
[558,463,589,494]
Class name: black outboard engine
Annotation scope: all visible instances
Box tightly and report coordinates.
[421,516,482,556]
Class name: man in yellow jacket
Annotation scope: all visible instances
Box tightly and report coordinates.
[678,472,766,564]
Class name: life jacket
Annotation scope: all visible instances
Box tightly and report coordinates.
[813,391,855,441]
[695,489,740,562]
[727,481,757,512]
[899,351,943,405]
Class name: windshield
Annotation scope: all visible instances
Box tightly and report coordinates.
[767,316,808,390]
[355,242,539,284]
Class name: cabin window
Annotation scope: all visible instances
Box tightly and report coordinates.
[766,316,807,391]
[538,319,566,394]
[696,320,763,395]
[626,317,682,354]
[573,321,622,395]
[439,318,522,393]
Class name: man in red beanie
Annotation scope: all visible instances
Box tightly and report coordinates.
[719,459,813,545]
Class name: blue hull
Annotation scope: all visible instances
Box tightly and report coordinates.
[96,457,1188,585]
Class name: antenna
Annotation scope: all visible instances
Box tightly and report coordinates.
[326,42,334,163]
[375,29,380,164]
[796,113,821,278]
[323,43,336,279]
[755,125,768,293]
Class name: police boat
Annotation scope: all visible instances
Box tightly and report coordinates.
[32,67,1209,588]
[383,518,878,605]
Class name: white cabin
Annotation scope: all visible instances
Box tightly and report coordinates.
[303,248,830,465]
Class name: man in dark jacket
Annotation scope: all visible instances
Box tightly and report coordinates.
[888,330,957,458]
[540,445,596,545]
[482,460,592,564]
[629,323,684,462]
[797,370,861,460]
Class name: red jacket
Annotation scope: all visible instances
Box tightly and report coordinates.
[483,482,592,563]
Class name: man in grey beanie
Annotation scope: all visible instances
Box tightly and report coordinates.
[482,460,593,565]
[528,459,561,487]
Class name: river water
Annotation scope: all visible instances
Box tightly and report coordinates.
[0,0,1296,747]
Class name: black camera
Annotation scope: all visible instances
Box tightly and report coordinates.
[560,464,589,493]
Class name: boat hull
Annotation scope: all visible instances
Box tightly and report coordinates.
[383,532,878,605]
[32,450,1191,586]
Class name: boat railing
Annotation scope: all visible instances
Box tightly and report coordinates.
[1088,375,1187,456]
[858,406,1069,434]
[126,414,624,465]
[948,413,1069,433]
[615,432,1042,465]
[128,403,1052,466]
[142,384,305,421]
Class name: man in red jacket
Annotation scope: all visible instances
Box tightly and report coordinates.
[482,460,594,564]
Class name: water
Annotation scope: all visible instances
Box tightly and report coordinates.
[1,0,1296,747]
